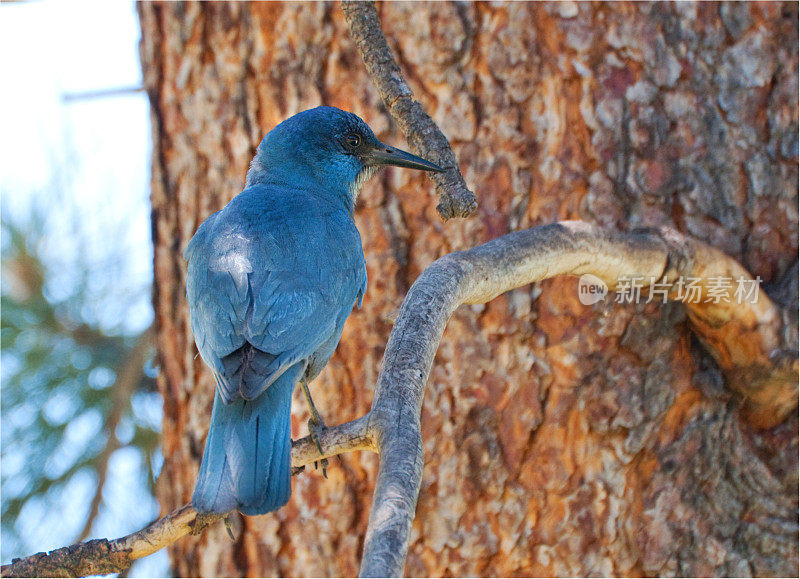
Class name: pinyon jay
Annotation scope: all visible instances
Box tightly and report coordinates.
[186,106,443,515]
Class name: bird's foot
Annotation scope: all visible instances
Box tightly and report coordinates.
[299,377,330,478]
[308,416,329,479]
[223,512,242,542]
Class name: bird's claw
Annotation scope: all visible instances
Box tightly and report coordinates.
[223,512,241,542]
[300,377,330,478]
[308,417,329,479]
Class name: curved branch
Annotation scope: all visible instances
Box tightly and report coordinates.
[341,0,477,221]
[4,222,793,578]
[357,221,796,576]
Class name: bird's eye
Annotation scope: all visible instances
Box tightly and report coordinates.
[345,134,361,149]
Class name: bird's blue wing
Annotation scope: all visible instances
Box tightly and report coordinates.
[185,211,253,402]
[185,192,366,403]
[240,212,367,398]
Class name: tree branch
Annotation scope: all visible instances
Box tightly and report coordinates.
[1,425,370,578]
[341,0,477,221]
[4,222,794,577]
[357,221,797,576]
[77,329,154,542]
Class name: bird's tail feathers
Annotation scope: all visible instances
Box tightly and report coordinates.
[219,343,294,401]
[192,365,300,515]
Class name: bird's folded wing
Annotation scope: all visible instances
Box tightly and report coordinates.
[185,212,366,402]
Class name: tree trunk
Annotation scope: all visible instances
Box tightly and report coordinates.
[138,2,798,576]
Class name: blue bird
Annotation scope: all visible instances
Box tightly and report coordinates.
[186,106,443,515]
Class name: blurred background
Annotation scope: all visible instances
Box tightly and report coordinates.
[1,1,167,575]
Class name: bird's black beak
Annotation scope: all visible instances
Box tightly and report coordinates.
[364,143,445,173]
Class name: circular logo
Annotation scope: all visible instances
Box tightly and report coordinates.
[578,274,608,305]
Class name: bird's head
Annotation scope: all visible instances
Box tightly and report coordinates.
[246,106,443,207]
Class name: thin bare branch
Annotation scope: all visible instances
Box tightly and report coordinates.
[341,0,477,221]
[78,329,154,542]
[4,222,794,578]
[0,423,371,578]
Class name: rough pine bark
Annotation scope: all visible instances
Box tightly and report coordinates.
[138,2,798,576]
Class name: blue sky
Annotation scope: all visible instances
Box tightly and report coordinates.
[1,1,166,575]
[1,0,153,335]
